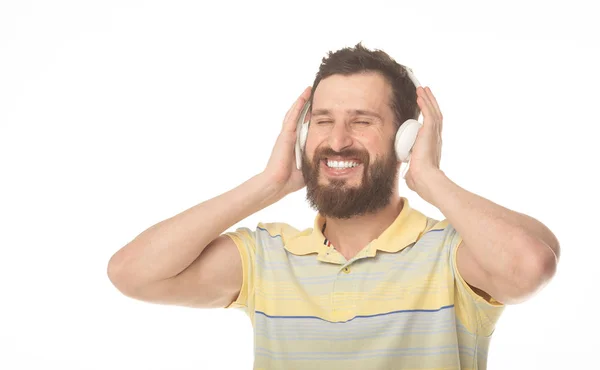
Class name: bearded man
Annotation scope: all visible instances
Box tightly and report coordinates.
[108,43,560,370]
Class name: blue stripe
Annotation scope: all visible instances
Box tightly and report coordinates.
[257,226,283,239]
[256,316,455,331]
[255,304,454,323]
[255,308,458,340]
[257,310,454,329]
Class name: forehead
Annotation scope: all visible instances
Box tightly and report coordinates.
[312,72,393,114]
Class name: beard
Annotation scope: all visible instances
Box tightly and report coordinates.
[301,140,398,219]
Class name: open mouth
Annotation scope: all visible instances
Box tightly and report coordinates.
[320,158,363,177]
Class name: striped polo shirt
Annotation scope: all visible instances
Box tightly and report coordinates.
[225,197,504,369]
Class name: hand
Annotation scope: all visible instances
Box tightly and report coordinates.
[262,86,312,196]
[404,86,444,193]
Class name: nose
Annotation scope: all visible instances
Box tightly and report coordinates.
[328,121,353,152]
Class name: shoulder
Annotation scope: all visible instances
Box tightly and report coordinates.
[255,221,310,244]
[423,218,458,238]
[411,213,447,239]
[414,217,461,255]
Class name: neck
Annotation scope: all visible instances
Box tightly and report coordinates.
[323,194,404,260]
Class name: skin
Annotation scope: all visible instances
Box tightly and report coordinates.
[107,70,560,310]
[308,72,397,188]
[305,71,560,304]
[304,72,404,258]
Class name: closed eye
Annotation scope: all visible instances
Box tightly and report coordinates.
[314,120,370,125]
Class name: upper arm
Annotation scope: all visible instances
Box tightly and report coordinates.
[455,241,498,303]
[126,234,244,309]
[451,237,505,336]
[456,236,557,305]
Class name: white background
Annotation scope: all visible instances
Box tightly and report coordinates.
[1,1,598,369]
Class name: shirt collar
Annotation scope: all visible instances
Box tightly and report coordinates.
[284,197,430,258]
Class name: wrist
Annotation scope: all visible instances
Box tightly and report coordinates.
[414,169,449,205]
[254,172,288,204]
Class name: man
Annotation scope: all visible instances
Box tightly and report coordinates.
[107,43,560,369]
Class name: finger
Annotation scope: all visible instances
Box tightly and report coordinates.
[416,99,437,143]
[424,87,443,123]
[418,87,442,136]
[282,86,311,131]
[416,88,435,126]
[423,88,442,134]
[282,86,310,123]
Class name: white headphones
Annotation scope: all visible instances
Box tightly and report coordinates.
[295,66,422,179]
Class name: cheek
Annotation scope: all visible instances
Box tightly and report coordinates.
[361,139,381,160]
[304,131,323,158]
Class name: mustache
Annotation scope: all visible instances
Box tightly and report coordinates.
[313,147,370,163]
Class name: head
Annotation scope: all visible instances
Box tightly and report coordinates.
[301,43,420,219]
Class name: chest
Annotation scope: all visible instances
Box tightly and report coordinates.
[253,246,453,323]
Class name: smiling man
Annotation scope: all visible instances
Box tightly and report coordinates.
[301,71,399,224]
[108,43,560,369]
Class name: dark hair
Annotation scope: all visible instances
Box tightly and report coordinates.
[311,42,420,127]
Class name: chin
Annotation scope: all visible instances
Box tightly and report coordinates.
[319,176,361,188]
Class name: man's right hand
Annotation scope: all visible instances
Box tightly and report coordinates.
[108,87,314,309]
[261,86,312,197]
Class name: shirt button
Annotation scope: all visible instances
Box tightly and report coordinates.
[342,267,351,274]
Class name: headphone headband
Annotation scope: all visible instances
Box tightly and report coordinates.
[404,66,421,88]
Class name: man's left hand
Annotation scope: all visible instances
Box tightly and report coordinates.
[404,86,444,193]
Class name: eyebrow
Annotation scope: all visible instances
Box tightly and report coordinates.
[312,109,383,121]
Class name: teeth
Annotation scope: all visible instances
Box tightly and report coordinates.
[327,160,359,169]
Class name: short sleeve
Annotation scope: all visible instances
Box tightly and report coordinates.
[447,225,505,336]
[223,227,256,316]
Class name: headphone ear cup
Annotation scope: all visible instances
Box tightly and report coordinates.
[295,101,311,170]
[395,119,422,162]
[299,123,309,150]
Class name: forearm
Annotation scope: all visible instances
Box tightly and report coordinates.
[108,172,282,285]
[417,170,559,280]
